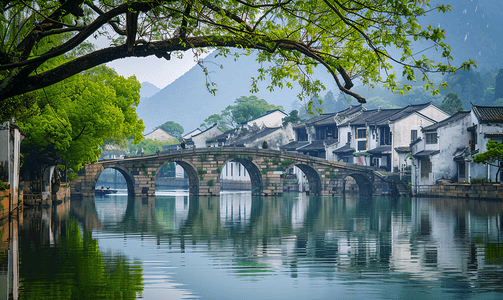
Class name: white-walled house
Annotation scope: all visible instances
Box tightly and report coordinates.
[332,103,449,172]
[410,105,503,193]
[183,128,202,140]
[144,128,178,142]
[0,122,25,213]
[468,105,503,182]
[410,111,472,193]
[186,123,223,148]
[241,109,288,128]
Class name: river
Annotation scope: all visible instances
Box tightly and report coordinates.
[1,189,502,299]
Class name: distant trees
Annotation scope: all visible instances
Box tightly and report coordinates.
[155,121,184,140]
[128,139,177,156]
[440,93,463,115]
[283,110,302,124]
[201,96,283,129]
[494,69,503,105]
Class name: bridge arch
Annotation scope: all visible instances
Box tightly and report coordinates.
[96,164,135,197]
[341,173,373,196]
[155,159,199,196]
[293,163,323,195]
[221,157,263,195]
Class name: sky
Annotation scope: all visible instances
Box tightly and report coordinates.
[105,50,211,89]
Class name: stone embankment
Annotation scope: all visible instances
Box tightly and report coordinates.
[415,182,503,200]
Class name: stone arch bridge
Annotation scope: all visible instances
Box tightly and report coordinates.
[71,148,391,198]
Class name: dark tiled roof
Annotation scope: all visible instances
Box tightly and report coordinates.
[453,147,471,162]
[422,111,471,132]
[189,123,220,138]
[338,109,400,126]
[375,103,436,126]
[298,140,338,151]
[394,146,410,153]
[367,145,392,155]
[280,141,310,151]
[484,132,503,138]
[314,104,366,126]
[410,137,422,147]
[206,128,239,143]
[413,150,439,158]
[228,126,281,146]
[473,105,503,123]
[293,114,333,128]
[241,109,288,125]
[333,142,355,154]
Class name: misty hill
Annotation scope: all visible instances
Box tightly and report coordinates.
[139,82,161,100]
[137,53,336,132]
[136,0,503,133]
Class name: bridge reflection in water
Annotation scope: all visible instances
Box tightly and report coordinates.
[5,191,503,299]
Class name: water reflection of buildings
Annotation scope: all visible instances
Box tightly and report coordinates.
[0,211,21,300]
[80,193,502,289]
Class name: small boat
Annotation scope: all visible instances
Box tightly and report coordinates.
[95,186,118,196]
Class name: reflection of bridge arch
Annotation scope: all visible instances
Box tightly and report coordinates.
[155,159,200,196]
[222,157,263,195]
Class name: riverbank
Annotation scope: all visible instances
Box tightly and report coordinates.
[414,182,503,200]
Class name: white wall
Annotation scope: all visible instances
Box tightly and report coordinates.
[391,113,436,171]
[221,162,250,181]
[418,105,450,122]
[144,128,176,142]
[245,111,288,128]
[191,126,223,148]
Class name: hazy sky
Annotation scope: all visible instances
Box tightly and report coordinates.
[105,51,209,89]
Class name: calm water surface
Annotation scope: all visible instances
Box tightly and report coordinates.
[3,190,503,299]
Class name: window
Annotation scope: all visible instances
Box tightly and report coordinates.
[316,127,327,140]
[357,128,367,139]
[421,158,432,178]
[425,133,438,144]
[458,162,466,179]
[347,132,351,143]
[470,130,477,152]
[411,130,417,142]
[379,127,391,145]
[358,140,367,151]
[327,125,338,140]
[226,164,228,176]
[297,128,308,141]
[231,163,233,176]
[238,164,241,176]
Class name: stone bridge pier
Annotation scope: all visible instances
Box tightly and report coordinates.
[71,148,392,198]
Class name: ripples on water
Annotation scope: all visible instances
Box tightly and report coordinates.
[2,190,502,299]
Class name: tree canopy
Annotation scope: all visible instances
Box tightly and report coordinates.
[155,120,184,138]
[440,92,463,115]
[473,139,503,182]
[0,0,474,114]
[19,65,144,171]
[201,95,283,129]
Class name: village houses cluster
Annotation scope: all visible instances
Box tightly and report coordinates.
[141,102,503,195]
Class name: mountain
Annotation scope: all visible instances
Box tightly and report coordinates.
[136,53,336,133]
[139,82,161,100]
[136,0,503,133]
